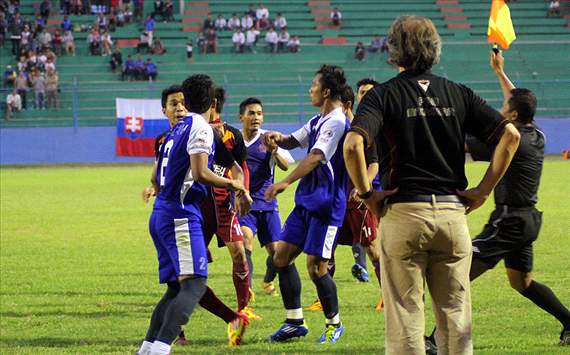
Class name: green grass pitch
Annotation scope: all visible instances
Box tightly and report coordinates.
[1,161,569,354]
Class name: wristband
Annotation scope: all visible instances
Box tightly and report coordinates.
[357,188,374,200]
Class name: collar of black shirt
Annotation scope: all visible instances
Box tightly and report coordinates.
[397,69,432,79]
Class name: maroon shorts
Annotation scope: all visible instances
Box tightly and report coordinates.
[201,194,244,247]
[337,205,378,247]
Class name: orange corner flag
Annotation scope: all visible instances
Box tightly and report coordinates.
[487,0,516,49]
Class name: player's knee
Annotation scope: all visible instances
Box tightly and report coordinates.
[306,259,328,280]
[507,271,532,293]
[273,252,289,268]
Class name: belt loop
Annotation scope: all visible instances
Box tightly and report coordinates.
[431,194,436,206]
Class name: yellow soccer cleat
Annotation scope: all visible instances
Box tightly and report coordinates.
[375,298,384,312]
[227,312,250,347]
[241,306,262,321]
[262,281,279,296]
[305,298,323,311]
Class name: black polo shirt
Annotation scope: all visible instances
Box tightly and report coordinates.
[351,70,508,195]
[467,124,545,207]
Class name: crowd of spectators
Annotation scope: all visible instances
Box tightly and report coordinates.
[354,35,388,62]
[119,54,158,81]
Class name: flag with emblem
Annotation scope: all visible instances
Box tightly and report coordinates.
[487,0,516,49]
[115,98,170,157]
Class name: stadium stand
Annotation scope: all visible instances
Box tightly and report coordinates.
[1,0,569,128]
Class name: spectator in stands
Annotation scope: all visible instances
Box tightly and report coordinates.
[61,15,72,32]
[5,89,22,119]
[40,0,51,22]
[17,56,27,73]
[4,65,16,87]
[122,54,134,80]
[354,41,365,61]
[62,29,74,55]
[245,26,257,52]
[186,38,193,61]
[265,26,278,53]
[258,14,270,30]
[108,11,118,31]
[52,29,62,55]
[277,27,290,52]
[145,58,157,81]
[70,0,83,14]
[38,28,53,51]
[287,35,300,53]
[31,69,45,109]
[133,0,144,22]
[20,24,31,53]
[45,57,56,72]
[548,0,560,17]
[368,35,388,53]
[228,13,240,30]
[15,71,29,110]
[87,27,101,55]
[330,8,342,26]
[202,13,213,31]
[45,68,58,109]
[152,0,164,20]
[137,30,149,53]
[205,27,217,54]
[100,29,113,56]
[232,28,245,53]
[61,0,71,15]
[0,12,6,49]
[109,48,122,71]
[121,4,133,24]
[215,14,226,31]
[256,3,269,22]
[144,15,155,46]
[274,12,287,30]
[9,12,23,56]
[246,3,256,19]
[196,31,205,53]
[241,13,253,30]
[97,12,108,31]
[151,36,166,54]
[133,54,145,80]
[163,0,174,22]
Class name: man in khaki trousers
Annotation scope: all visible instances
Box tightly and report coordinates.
[343,15,521,355]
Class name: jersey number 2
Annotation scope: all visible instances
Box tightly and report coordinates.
[159,139,174,187]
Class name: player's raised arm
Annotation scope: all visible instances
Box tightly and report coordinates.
[490,50,516,109]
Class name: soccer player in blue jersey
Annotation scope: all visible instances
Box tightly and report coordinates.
[263,65,350,344]
[238,97,295,296]
[137,75,248,355]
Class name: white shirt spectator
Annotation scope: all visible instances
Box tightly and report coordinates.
[246,29,257,45]
[39,31,52,47]
[228,16,240,30]
[214,17,227,30]
[101,32,113,45]
[330,10,342,20]
[241,15,253,30]
[550,0,560,9]
[62,31,74,45]
[278,30,290,44]
[38,53,48,64]
[45,61,56,72]
[232,31,245,45]
[256,6,269,21]
[7,92,22,111]
[274,15,287,30]
[288,37,300,48]
[265,30,278,44]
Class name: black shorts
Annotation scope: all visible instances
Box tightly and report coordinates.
[472,206,542,273]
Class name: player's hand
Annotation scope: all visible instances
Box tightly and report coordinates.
[349,188,360,202]
[235,191,253,216]
[263,131,282,150]
[264,181,289,201]
[362,188,398,218]
[490,50,504,74]
[457,187,489,214]
[142,186,156,203]
[228,179,246,193]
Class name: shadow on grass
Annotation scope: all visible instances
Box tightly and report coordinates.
[0,337,135,348]
[1,290,161,297]
[1,310,132,318]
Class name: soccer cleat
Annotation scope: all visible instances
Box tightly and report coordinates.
[262,281,279,296]
[241,306,262,321]
[268,321,309,342]
[305,298,323,311]
[318,323,345,344]
[425,335,438,355]
[560,328,570,346]
[174,331,188,346]
[227,312,250,347]
[351,263,370,282]
[375,297,384,312]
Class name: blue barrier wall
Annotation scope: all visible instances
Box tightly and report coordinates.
[1,119,569,165]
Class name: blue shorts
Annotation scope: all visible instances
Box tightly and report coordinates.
[239,210,281,247]
[149,210,208,283]
[279,206,340,259]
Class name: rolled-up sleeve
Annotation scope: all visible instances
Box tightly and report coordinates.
[350,88,384,148]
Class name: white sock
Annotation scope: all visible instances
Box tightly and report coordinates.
[149,340,171,355]
[137,340,153,355]
[325,313,340,326]
[286,308,303,321]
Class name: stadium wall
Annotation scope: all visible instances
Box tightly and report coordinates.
[1,119,569,165]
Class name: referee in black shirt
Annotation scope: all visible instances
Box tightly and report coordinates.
[343,16,520,355]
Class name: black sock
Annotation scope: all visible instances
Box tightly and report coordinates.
[245,249,253,288]
[155,277,207,344]
[144,282,180,342]
[313,273,339,324]
[521,280,570,328]
[277,263,303,325]
[352,243,367,270]
[328,256,336,278]
[264,254,277,283]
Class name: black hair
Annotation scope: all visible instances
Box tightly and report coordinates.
[161,84,182,108]
[181,74,215,114]
[214,86,225,114]
[356,78,380,88]
[508,88,537,124]
[315,64,347,101]
[239,97,263,115]
[340,85,354,110]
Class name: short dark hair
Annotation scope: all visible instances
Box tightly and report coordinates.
[508,88,537,124]
[316,64,347,101]
[181,74,215,113]
[214,86,225,114]
[161,84,182,108]
[340,85,354,110]
[239,97,263,115]
[356,78,380,89]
